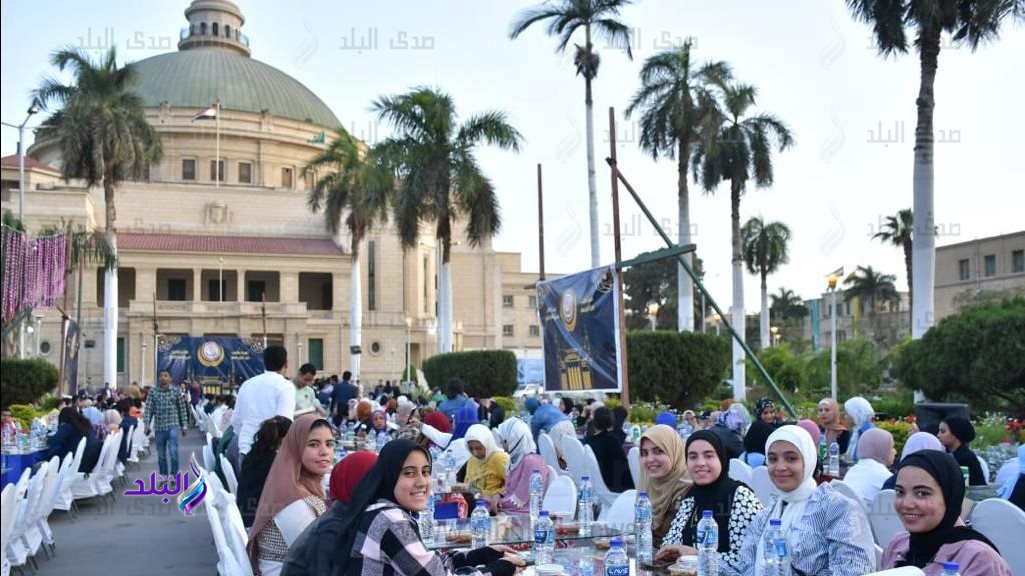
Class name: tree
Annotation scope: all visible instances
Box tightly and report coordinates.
[509,0,633,268]
[627,331,730,409]
[33,47,162,389]
[625,40,731,333]
[372,87,522,353]
[845,0,1024,340]
[622,249,705,331]
[692,82,794,400]
[770,287,808,321]
[873,208,913,325]
[304,127,393,379]
[806,337,886,399]
[843,265,899,317]
[741,217,791,349]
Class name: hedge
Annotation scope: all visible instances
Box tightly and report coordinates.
[1,358,58,408]
[422,350,518,399]
[626,331,730,409]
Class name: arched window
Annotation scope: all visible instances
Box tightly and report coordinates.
[212,22,219,36]
[200,22,207,35]
[190,24,195,36]
[224,25,231,38]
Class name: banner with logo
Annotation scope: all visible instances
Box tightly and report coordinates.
[63,320,81,394]
[537,266,623,392]
[156,336,265,390]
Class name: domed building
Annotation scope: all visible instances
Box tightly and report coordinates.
[7,0,544,392]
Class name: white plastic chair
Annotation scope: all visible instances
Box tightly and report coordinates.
[26,455,60,557]
[628,446,640,488]
[830,479,866,510]
[541,475,577,518]
[867,489,904,548]
[583,444,619,511]
[4,469,32,571]
[220,454,239,495]
[560,435,588,490]
[538,433,563,475]
[203,443,216,473]
[8,463,47,568]
[749,465,775,507]
[597,489,636,532]
[206,495,244,576]
[970,498,1025,576]
[728,458,753,485]
[861,567,924,576]
[1,484,17,576]
[54,437,87,515]
[37,454,72,555]
[995,459,1019,488]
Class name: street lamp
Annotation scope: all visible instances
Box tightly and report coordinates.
[710,313,722,336]
[141,340,148,387]
[647,302,660,330]
[405,317,412,386]
[827,273,840,400]
[770,325,780,347]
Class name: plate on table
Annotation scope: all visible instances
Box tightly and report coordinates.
[445,531,472,544]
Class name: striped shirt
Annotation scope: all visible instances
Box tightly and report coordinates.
[144,386,188,432]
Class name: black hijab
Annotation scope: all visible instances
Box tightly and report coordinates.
[743,421,774,456]
[334,439,430,567]
[895,449,998,569]
[943,417,976,444]
[681,430,742,554]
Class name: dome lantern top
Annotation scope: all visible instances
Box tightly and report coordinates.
[178,0,251,57]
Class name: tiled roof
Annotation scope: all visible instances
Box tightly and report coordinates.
[118,233,344,256]
[0,155,58,172]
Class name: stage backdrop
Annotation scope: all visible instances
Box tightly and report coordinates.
[157,336,265,390]
[537,265,623,393]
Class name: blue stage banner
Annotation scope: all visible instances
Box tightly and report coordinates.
[516,358,544,386]
[63,320,80,394]
[157,336,265,389]
[537,266,622,392]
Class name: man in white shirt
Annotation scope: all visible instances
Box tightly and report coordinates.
[231,345,296,467]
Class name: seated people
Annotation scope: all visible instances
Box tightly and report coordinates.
[247,414,333,576]
[42,407,101,472]
[585,406,634,492]
[842,427,896,507]
[658,430,763,572]
[525,397,575,465]
[464,424,509,497]
[741,420,773,468]
[817,397,851,455]
[938,417,987,486]
[115,399,138,463]
[708,404,748,461]
[882,449,1012,575]
[844,396,875,461]
[491,418,550,514]
[237,416,293,527]
[720,425,876,576]
[755,397,778,425]
[638,425,693,548]
[883,431,945,490]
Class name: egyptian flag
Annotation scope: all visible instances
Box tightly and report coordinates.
[192,103,218,122]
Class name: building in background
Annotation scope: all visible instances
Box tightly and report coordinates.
[934,231,1025,322]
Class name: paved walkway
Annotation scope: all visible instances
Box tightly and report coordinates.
[39,428,219,574]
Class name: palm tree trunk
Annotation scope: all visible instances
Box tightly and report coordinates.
[349,251,362,379]
[102,180,118,392]
[677,139,694,332]
[903,239,913,334]
[438,239,453,353]
[911,28,939,342]
[584,26,600,269]
[730,179,745,400]
[760,271,770,350]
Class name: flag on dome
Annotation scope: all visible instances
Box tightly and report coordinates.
[191,103,218,121]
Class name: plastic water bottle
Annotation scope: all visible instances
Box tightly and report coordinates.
[335,442,347,465]
[635,491,653,566]
[534,510,554,565]
[420,492,436,545]
[761,518,789,576]
[445,450,457,487]
[630,424,641,443]
[529,469,544,523]
[578,553,595,576]
[603,538,629,576]
[828,441,840,477]
[376,430,388,452]
[471,500,490,549]
[368,429,378,452]
[578,476,593,536]
[345,422,355,442]
[696,510,719,576]
[939,562,961,576]
[818,435,827,462]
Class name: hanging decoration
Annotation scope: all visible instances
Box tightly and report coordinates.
[2,225,68,324]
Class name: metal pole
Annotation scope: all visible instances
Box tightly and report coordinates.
[17,122,26,360]
[406,319,411,384]
[830,288,838,400]
[141,340,148,388]
[537,163,546,282]
[218,257,224,302]
[608,107,630,409]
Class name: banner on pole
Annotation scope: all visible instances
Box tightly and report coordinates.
[157,336,265,391]
[537,266,623,392]
[63,320,80,395]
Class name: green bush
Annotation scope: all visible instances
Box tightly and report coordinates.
[876,420,913,457]
[422,350,518,399]
[627,331,730,409]
[871,391,915,420]
[628,401,668,425]
[7,404,45,430]
[1,359,58,408]
[491,396,517,421]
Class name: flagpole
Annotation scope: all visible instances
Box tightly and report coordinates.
[215,100,221,189]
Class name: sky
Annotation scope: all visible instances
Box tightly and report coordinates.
[2,0,1023,315]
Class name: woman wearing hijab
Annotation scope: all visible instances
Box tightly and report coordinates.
[843,396,875,461]
[881,450,1011,575]
[283,452,378,576]
[611,406,629,444]
[842,427,896,507]
[882,431,945,490]
[741,420,774,467]
[371,408,392,439]
[333,439,524,576]
[655,411,678,428]
[638,425,693,548]
[464,424,509,497]
[817,398,851,455]
[708,404,748,460]
[239,416,293,527]
[248,414,334,576]
[42,407,102,472]
[492,418,550,514]
[755,397,777,425]
[657,431,763,571]
[451,405,478,441]
[585,407,634,492]
[720,425,876,576]
[938,417,986,486]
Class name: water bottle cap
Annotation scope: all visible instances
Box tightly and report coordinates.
[638,491,648,497]
[539,510,549,516]
[942,562,959,571]
[533,469,541,473]
[769,519,781,526]
[476,500,486,506]
[702,510,713,517]
[581,476,589,481]
[610,538,623,547]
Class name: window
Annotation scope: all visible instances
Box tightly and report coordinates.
[308,338,324,370]
[958,259,970,281]
[238,162,252,184]
[208,278,223,301]
[502,324,514,337]
[168,278,187,301]
[200,22,207,35]
[281,167,293,189]
[247,280,266,303]
[116,337,125,373]
[367,240,377,311]
[1013,250,1024,273]
[212,22,219,36]
[528,295,537,308]
[210,159,224,182]
[224,25,231,38]
[503,295,514,308]
[529,325,540,337]
[182,159,196,181]
[984,254,996,277]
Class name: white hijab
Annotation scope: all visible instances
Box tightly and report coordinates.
[497,418,535,471]
[757,425,819,575]
[843,396,875,460]
[465,424,499,462]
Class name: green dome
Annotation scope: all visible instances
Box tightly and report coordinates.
[130,50,341,128]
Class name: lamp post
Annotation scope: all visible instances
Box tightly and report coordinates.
[218,257,224,302]
[405,317,412,385]
[15,105,39,360]
[770,325,780,348]
[827,274,840,400]
[141,340,148,387]
[647,302,660,330]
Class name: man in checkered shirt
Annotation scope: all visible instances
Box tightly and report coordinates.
[144,369,189,477]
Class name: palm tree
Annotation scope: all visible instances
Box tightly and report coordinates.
[845,0,1023,339]
[742,217,791,349]
[34,47,162,389]
[372,87,522,353]
[692,82,793,400]
[625,40,731,333]
[843,265,899,317]
[873,208,913,327]
[509,0,633,268]
[770,287,808,321]
[304,128,393,379]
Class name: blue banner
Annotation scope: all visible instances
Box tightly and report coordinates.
[537,266,622,392]
[156,336,265,390]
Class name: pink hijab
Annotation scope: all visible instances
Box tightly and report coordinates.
[797,419,821,445]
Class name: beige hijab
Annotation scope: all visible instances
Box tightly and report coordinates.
[638,424,692,542]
